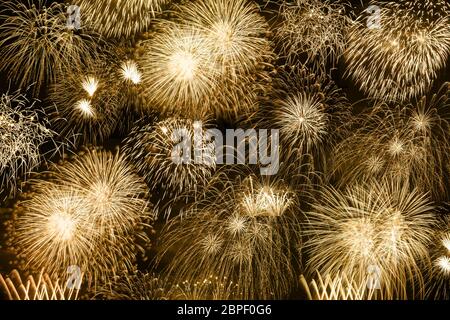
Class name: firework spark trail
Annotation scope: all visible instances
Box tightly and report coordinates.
[275,0,349,72]
[300,273,376,300]
[158,171,302,299]
[0,269,82,300]
[0,92,56,198]
[73,0,169,39]
[305,178,437,299]
[345,0,450,102]
[331,83,450,200]
[6,149,153,288]
[0,0,100,94]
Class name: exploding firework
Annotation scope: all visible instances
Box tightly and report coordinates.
[138,18,273,120]
[260,66,350,178]
[170,0,274,120]
[123,118,216,206]
[93,272,240,300]
[300,273,376,300]
[275,0,349,71]
[48,57,121,145]
[344,0,450,102]
[158,172,302,299]
[139,21,221,117]
[116,58,148,113]
[120,60,143,86]
[73,0,168,39]
[6,149,153,287]
[0,92,56,198]
[331,84,450,200]
[0,269,82,300]
[93,272,172,300]
[53,149,153,236]
[305,178,436,299]
[0,0,100,94]
[426,216,450,299]
[173,0,272,76]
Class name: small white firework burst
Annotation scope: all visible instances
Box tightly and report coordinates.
[0,0,100,94]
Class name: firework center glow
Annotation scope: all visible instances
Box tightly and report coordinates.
[169,51,197,81]
[48,213,76,241]
[76,99,95,118]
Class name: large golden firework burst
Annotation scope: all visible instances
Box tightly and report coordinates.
[173,0,272,76]
[275,0,349,71]
[259,66,351,179]
[345,0,450,102]
[6,149,153,288]
[122,118,216,207]
[72,0,169,39]
[305,178,437,299]
[138,1,275,120]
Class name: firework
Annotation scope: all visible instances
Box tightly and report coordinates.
[53,149,153,236]
[0,0,99,94]
[170,0,274,120]
[305,178,436,299]
[116,58,147,113]
[139,21,222,117]
[275,0,349,71]
[0,92,56,198]
[260,66,350,178]
[120,60,142,86]
[173,0,272,76]
[158,172,301,299]
[138,18,273,120]
[122,118,216,206]
[73,0,168,39]
[300,273,376,300]
[344,0,450,102]
[6,149,153,287]
[331,84,450,200]
[93,272,172,300]
[94,272,240,300]
[0,269,82,300]
[426,216,450,299]
[48,57,121,145]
